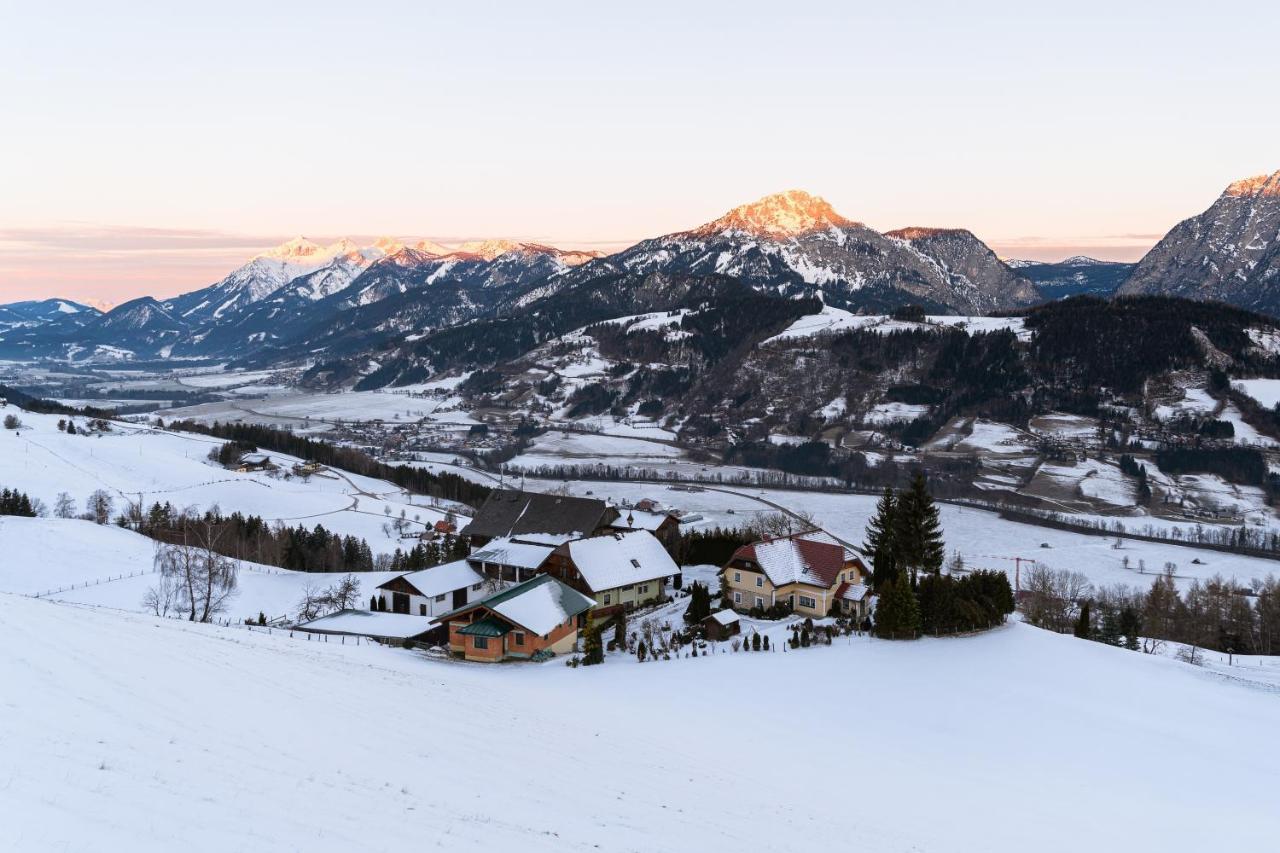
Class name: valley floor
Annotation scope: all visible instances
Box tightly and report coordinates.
[2,593,1277,853]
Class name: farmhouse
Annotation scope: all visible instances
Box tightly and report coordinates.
[433,574,595,663]
[235,452,275,473]
[374,559,490,617]
[461,488,618,549]
[721,531,871,620]
[543,530,677,616]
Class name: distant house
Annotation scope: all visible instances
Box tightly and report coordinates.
[703,609,740,642]
[461,488,618,549]
[721,531,870,620]
[609,508,681,547]
[294,610,437,645]
[374,559,490,617]
[235,452,274,473]
[433,519,457,536]
[433,574,595,663]
[543,530,678,616]
[291,461,323,476]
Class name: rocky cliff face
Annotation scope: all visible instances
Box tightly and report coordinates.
[1121,170,1280,314]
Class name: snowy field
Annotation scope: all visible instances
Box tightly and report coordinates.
[766,306,1030,343]
[1233,377,1280,409]
[163,388,480,428]
[0,410,466,556]
[2,593,1276,853]
[0,516,399,622]
[525,478,1280,591]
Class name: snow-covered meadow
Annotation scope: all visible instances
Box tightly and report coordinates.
[0,410,466,556]
[1,592,1276,853]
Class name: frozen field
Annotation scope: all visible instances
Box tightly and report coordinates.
[0,410,466,556]
[163,388,480,428]
[2,592,1276,853]
[527,478,1280,591]
[766,306,1030,343]
[0,516,399,623]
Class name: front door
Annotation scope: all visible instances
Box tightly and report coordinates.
[392,592,409,614]
[453,588,467,609]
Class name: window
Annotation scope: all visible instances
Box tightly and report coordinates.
[733,571,741,582]
[798,595,817,609]
[755,596,764,608]
[471,583,482,591]
[473,636,488,650]
[733,592,742,604]
[513,632,525,647]
[604,594,612,605]
[630,558,641,568]
[638,584,649,594]
[435,594,446,602]
[755,576,763,588]
[419,604,427,616]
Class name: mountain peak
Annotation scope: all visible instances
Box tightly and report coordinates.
[457,239,523,260]
[413,239,452,256]
[693,190,859,238]
[1224,170,1280,199]
[258,236,326,262]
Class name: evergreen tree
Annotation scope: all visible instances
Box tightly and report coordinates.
[582,620,604,665]
[613,612,627,650]
[863,488,899,588]
[892,472,945,586]
[1118,606,1142,650]
[684,581,712,624]
[1073,600,1092,639]
[1098,607,1122,646]
[874,577,921,640]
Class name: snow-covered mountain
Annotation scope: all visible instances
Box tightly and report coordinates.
[165,237,385,326]
[536,191,1039,315]
[0,298,100,332]
[1120,170,1280,311]
[1016,255,1136,299]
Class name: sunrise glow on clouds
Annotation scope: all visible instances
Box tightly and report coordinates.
[2,0,1278,304]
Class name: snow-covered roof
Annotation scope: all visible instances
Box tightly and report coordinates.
[565,530,678,592]
[239,453,271,465]
[468,537,556,571]
[610,509,675,533]
[838,582,869,602]
[732,531,857,589]
[384,559,484,598]
[435,574,594,636]
[295,609,435,640]
[709,609,739,626]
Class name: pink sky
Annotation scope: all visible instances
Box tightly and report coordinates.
[2,1,1277,305]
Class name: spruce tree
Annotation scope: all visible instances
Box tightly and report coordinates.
[1073,600,1092,639]
[874,577,921,640]
[863,488,899,588]
[893,472,945,586]
[1118,607,1142,651]
[582,620,604,665]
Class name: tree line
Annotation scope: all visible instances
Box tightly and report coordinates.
[1020,563,1280,656]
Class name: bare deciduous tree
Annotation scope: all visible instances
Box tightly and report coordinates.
[54,492,76,519]
[86,489,114,525]
[152,522,239,622]
[295,574,362,622]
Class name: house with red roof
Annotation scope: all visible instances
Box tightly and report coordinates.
[721,531,870,620]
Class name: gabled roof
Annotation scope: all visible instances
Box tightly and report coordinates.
[433,574,594,636]
[564,530,679,593]
[461,488,614,540]
[610,509,677,533]
[837,582,870,602]
[468,537,556,571]
[707,609,739,626]
[295,610,435,640]
[730,531,858,589]
[378,559,484,598]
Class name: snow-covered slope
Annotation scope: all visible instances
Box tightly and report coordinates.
[0,410,466,556]
[1,594,1275,852]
